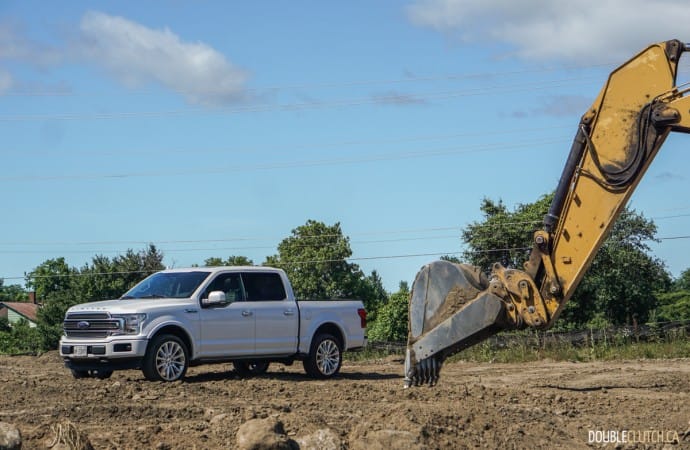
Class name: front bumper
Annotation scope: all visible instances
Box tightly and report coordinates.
[59,337,148,364]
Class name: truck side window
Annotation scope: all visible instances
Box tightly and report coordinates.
[202,273,245,302]
[241,272,286,301]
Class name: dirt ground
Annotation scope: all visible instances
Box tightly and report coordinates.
[1,353,689,449]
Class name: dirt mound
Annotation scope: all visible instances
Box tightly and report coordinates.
[1,353,688,448]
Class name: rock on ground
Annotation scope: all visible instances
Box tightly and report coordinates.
[0,423,21,450]
[236,417,296,450]
[294,428,340,450]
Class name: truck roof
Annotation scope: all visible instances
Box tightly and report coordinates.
[158,266,285,275]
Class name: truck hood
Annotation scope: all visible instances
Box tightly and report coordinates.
[67,298,194,315]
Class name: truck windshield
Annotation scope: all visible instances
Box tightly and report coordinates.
[121,271,211,299]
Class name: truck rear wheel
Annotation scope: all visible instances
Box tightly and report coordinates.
[142,334,188,382]
[233,361,270,377]
[303,333,342,379]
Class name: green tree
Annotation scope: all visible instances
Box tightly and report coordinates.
[440,255,462,264]
[35,289,81,350]
[368,282,410,342]
[25,257,76,302]
[204,255,254,267]
[264,220,380,311]
[653,268,690,322]
[0,316,10,333]
[24,245,165,350]
[0,279,27,302]
[461,195,669,327]
[25,258,83,351]
[462,195,551,271]
[654,290,690,322]
[673,268,690,291]
[355,270,389,323]
[0,319,43,355]
[79,244,165,301]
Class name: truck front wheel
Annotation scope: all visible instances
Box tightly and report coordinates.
[142,334,189,382]
[303,333,342,379]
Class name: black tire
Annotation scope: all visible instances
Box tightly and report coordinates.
[71,369,113,379]
[303,333,342,379]
[142,334,189,382]
[233,361,270,377]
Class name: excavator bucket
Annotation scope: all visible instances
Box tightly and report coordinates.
[404,260,507,387]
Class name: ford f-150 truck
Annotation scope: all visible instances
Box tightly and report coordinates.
[59,266,367,382]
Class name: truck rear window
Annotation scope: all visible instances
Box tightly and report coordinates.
[242,272,286,301]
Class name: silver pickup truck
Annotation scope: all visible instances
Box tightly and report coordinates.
[59,266,367,381]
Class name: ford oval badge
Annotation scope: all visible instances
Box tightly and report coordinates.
[77,321,90,329]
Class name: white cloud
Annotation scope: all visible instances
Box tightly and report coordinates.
[655,171,684,182]
[372,91,427,106]
[0,69,13,94]
[0,22,62,66]
[533,95,591,117]
[0,13,248,104]
[77,11,248,105]
[406,0,690,63]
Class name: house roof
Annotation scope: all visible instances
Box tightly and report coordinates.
[0,302,39,323]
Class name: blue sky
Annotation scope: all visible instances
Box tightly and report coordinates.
[2,1,690,293]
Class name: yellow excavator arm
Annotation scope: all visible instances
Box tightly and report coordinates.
[405,39,690,387]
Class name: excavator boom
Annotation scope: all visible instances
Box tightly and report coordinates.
[405,39,690,387]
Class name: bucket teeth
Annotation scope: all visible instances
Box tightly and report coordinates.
[404,355,443,388]
[404,260,506,388]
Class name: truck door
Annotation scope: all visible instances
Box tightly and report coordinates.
[242,271,299,355]
[198,272,255,357]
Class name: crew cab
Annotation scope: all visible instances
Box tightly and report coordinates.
[59,266,367,381]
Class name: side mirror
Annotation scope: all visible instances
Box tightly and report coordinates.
[202,290,227,306]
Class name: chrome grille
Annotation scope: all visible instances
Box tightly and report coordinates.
[63,312,123,338]
[65,313,110,320]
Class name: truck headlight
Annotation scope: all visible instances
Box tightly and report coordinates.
[112,313,147,335]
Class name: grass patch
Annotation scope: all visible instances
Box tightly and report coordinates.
[456,337,690,364]
[344,346,402,362]
[359,327,690,364]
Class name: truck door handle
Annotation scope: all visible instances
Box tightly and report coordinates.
[242,310,253,317]
[283,309,295,316]
[184,309,198,314]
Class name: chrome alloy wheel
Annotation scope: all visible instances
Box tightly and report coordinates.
[155,340,186,381]
[315,338,340,376]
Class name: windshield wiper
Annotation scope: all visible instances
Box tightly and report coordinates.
[139,294,166,299]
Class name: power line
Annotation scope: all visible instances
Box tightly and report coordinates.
[652,213,690,220]
[2,208,689,280]
[2,63,613,97]
[0,235,464,254]
[0,137,567,182]
[0,219,555,249]
[5,125,574,158]
[0,225,462,246]
[0,253,444,281]
[3,209,690,248]
[0,76,599,122]
[5,231,690,282]
[4,247,536,281]
[658,234,690,240]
